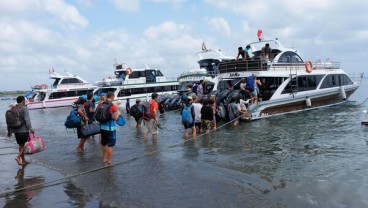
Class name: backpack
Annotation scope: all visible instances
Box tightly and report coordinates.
[181,104,193,124]
[246,75,255,91]
[64,108,82,128]
[95,101,113,123]
[142,100,156,121]
[5,106,24,128]
[130,104,142,119]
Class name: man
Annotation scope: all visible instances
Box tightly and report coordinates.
[126,98,131,114]
[143,93,159,142]
[239,78,249,101]
[130,98,143,128]
[191,95,203,133]
[197,80,204,98]
[261,43,272,61]
[85,93,95,123]
[7,96,34,166]
[245,45,251,60]
[180,96,196,138]
[99,92,121,164]
[236,47,246,61]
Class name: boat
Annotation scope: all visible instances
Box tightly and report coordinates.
[25,70,97,109]
[94,63,180,107]
[177,42,234,94]
[216,36,362,121]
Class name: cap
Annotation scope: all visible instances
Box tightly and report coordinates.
[187,96,192,100]
[99,93,106,97]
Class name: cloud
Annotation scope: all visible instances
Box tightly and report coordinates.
[207,17,231,37]
[110,0,140,11]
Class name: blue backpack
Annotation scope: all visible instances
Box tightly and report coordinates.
[64,108,82,128]
[181,104,193,124]
[246,75,255,91]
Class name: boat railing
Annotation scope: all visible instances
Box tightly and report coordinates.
[51,83,95,89]
[178,71,216,79]
[218,60,268,73]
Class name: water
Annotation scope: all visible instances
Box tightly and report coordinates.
[1,83,368,208]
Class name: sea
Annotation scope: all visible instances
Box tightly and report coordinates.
[0,80,368,208]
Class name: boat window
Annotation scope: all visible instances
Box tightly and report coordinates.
[171,85,178,91]
[129,71,140,79]
[94,88,117,96]
[278,52,303,63]
[282,75,324,93]
[156,70,164,77]
[138,71,145,78]
[218,79,240,91]
[67,91,77,97]
[52,78,60,88]
[60,78,83,84]
[131,88,145,94]
[320,74,352,89]
[118,89,125,97]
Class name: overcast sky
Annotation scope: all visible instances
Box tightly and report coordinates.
[0,0,366,91]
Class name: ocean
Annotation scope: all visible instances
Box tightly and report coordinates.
[0,81,368,208]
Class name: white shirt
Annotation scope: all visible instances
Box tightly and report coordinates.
[192,103,202,122]
[197,84,203,96]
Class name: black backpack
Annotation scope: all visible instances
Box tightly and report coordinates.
[95,101,113,123]
[130,104,142,119]
[5,106,24,128]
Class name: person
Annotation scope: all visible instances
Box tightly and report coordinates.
[239,78,249,101]
[99,92,121,164]
[201,101,214,133]
[209,95,219,129]
[75,98,90,152]
[131,99,143,128]
[192,83,198,94]
[197,80,204,98]
[238,99,250,120]
[98,93,107,105]
[255,76,262,102]
[85,93,96,123]
[191,95,203,134]
[245,45,251,60]
[143,93,159,142]
[180,96,196,138]
[251,74,258,104]
[236,47,246,61]
[7,96,34,166]
[126,98,131,114]
[228,99,240,126]
[261,43,272,61]
[227,80,234,90]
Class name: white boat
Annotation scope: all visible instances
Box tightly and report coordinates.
[25,70,97,109]
[94,64,180,107]
[177,43,233,93]
[217,38,361,120]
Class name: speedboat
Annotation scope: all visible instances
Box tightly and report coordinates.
[177,42,234,94]
[25,70,97,109]
[94,63,180,107]
[217,37,362,121]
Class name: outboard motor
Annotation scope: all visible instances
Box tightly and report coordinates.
[224,90,241,106]
[164,94,176,109]
[216,89,231,106]
[169,95,180,110]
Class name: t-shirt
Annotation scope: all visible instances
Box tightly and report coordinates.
[238,50,245,59]
[192,103,202,123]
[149,100,159,120]
[201,105,213,121]
[197,84,203,96]
[240,82,247,91]
[262,47,271,57]
[85,100,95,121]
[100,103,118,131]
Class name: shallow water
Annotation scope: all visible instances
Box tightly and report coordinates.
[1,82,368,208]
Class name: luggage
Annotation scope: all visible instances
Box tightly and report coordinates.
[24,132,46,154]
[5,106,24,128]
[64,108,82,129]
[95,101,113,123]
[116,115,126,126]
[181,104,193,124]
[80,122,101,137]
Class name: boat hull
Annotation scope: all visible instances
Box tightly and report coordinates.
[26,97,79,110]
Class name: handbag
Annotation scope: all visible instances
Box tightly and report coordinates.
[116,115,126,126]
[80,122,101,137]
[24,131,46,154]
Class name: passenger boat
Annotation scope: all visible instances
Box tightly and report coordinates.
[94,64,180,107]
[25,70,97,109]
[177,42,233,94]
[217,38,361,121]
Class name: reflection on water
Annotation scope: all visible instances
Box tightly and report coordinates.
[0,85,368,207]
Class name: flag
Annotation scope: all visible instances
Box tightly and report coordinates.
[257,29,263,41]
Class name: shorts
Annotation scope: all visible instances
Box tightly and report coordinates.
[76,126,84,139]
[144,119,158,135]
[252,89,257,97]
[134,117,143,123]
[14,132,29,146]
[201,120,214,130]
[194,122,202,129]
[100,129,116,147]
[182,122,194,129]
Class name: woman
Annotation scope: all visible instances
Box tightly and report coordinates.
[75,98,90,152]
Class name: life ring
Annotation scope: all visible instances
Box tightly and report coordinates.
[40,84,47,89]
[126,68,132,75]
[305,61,313,73]
[34,85,40,89]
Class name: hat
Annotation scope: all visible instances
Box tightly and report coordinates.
[187,96,192,100]
[99,93,106,97]
[136,98,141,102]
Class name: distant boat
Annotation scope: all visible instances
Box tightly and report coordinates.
[0,97,12,101]
[25,70,97,110]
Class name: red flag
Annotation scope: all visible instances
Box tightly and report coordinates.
[257,29,263,40]
[52,68,54,72]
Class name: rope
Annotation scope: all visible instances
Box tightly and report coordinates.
[0,113,241,198]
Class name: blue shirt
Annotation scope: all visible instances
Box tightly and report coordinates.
[100,119,116,131]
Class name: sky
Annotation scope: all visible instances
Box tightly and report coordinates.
[0,0,367,91]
